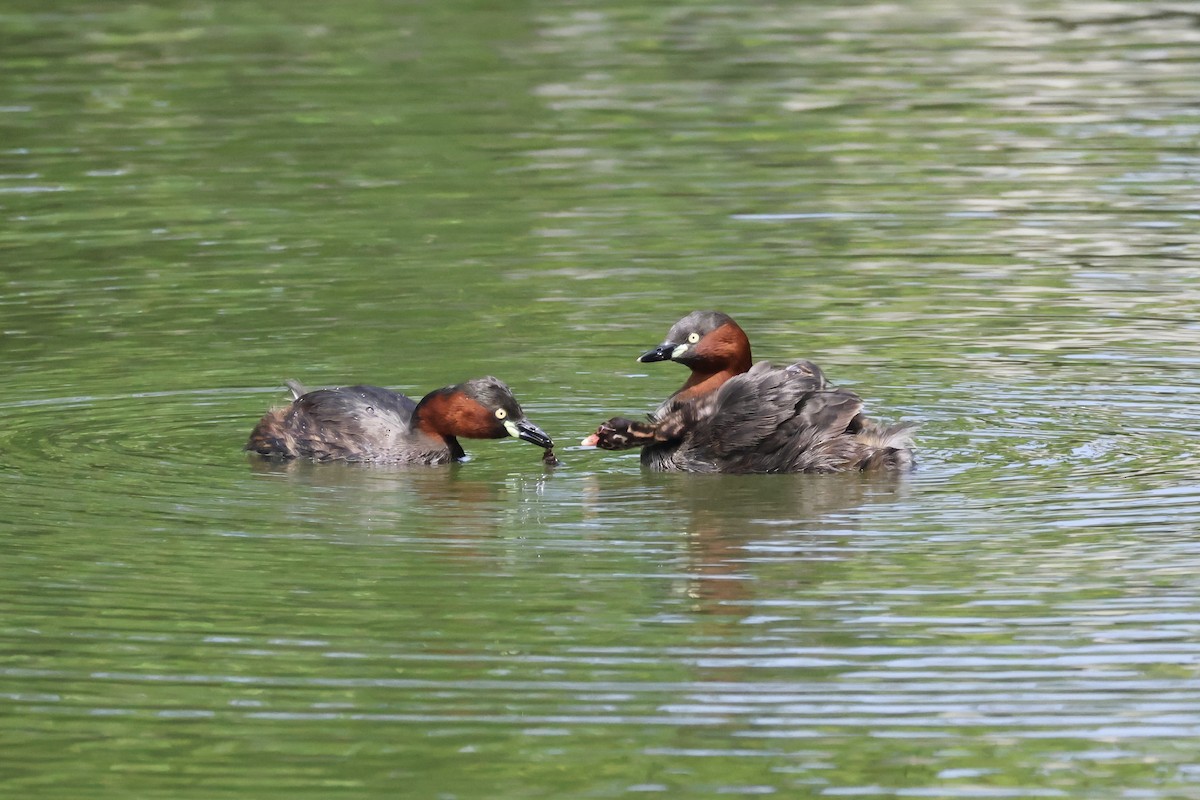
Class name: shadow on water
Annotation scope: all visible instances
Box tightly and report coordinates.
[247,451,514,493]
[580,470,911,617]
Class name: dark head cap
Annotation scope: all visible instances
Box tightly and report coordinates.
[457,376,524,419]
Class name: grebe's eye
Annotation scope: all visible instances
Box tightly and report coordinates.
[494,408,508,420]
[687,332,701,344]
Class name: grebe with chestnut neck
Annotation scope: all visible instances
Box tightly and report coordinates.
[247,376,553,465]
[583,311,915,473]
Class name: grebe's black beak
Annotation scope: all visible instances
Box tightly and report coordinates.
[637,343,676,363]
[513,419,553,449]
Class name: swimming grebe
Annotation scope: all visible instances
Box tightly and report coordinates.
[247,376,553,464]
[583,311,914,473]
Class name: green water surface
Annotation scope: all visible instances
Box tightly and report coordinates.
[4,2,1200,798]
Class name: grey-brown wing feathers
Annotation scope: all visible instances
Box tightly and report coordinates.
[247,384,418,462]
[642,361,915,473]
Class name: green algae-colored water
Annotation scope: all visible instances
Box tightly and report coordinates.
[5,2,1200,797]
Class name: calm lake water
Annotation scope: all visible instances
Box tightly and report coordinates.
[5,1,1200,797]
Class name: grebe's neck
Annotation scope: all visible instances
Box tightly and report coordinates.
[673,367,743,402]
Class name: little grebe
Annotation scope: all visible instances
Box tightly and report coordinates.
[247,376,553,464]
[583,311,915,473]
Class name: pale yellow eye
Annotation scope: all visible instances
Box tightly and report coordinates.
[687,332,701,344]
[494,408,508,420]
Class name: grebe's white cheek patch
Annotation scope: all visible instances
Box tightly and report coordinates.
[671,343,689,359]
[503,419,520,438]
